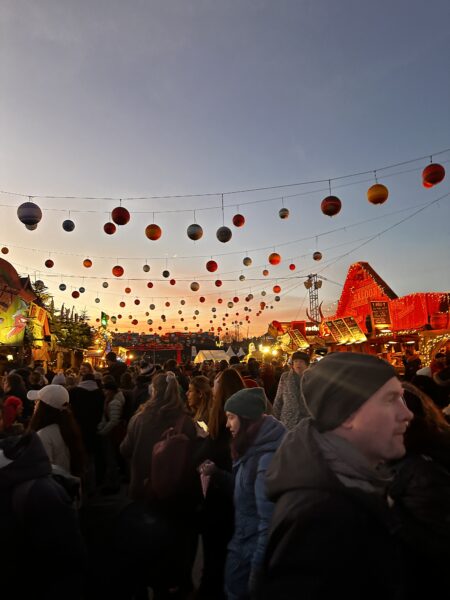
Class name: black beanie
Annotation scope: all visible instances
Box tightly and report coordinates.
[301,352,397,432]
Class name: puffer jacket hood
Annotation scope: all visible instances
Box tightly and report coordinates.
[237,415,286,466]
[265,418,340,501]
[0,432,51,491]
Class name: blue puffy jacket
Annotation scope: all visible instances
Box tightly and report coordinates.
[225,415,286,600]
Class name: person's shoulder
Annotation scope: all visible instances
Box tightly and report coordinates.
[37,423,61,440]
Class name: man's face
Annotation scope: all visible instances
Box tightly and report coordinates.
[292,359,307,376]
[342,377,413,466]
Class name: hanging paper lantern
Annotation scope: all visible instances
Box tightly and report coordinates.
[243,256,252,267]
[216,226,232,243]
[274,296,281,302]
[145,224,162,241]
[190,282,200,291]
[273,285,281,293]
[199,297,206,303]
[162,270,170,278]
[143,264,150,273]
[263,269,269,276]
[45,259,54,268]
[132,319,138,326]
[313,251,322,261]
[279,208,289,219]
[248,294,254,300]
[180,299,186,305]
[422,163,445,187]
[79,287,85,293]
[17,201,42,229]
[111,316,117,323]
[120,301,126,307]
[260,301,266,309]
[62,219,75,232]
[147,319,153,325]
[289,263,296,271]
[261,290,267,296]
[134,299,140,305]
[232,214,245,227]
[233,297,239,303]
[72,291,80,299]
[147,282,153,288]
[165,301,171,307]
[112,265,124,277]
[187,223,203,241]
[170,279,176,286]
[218,298,223,304]
[1,247,8,254]
[239,275,245,281]
[117,314,122,319]
[104,222,117,235]
[269,252,281,265]
[102,282,109,288]
[367,184,389,205]
[83,258,93,268]
[206,260,218,272]
[227,302,234,308]
[112,206,130,226]
[95,297,100,303]
[149,304,155,310]
[321,196,342,217]
[59,283,66,291]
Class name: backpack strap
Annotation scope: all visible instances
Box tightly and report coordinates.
[12,479,37,525]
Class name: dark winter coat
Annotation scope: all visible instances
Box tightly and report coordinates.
[389,453,450,599]
[69,380,104,453]
[272,370,307,430]
[0,433,86,600]
[225,415,286,600]
[258,419,404,600]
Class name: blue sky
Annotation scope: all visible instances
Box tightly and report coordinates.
[1,0,450,336]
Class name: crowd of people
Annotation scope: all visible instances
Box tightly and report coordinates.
[1,348,449,599]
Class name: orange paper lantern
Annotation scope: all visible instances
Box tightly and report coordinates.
[367,184,389,205]
[268,252,281,265]
[145,224,162,240]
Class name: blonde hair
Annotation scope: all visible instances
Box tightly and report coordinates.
[189,376,213,422]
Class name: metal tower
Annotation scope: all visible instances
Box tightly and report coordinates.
[304,274,323,323]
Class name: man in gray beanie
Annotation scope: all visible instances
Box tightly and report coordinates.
[258,352,413,600]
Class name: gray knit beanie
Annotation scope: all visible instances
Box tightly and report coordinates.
[301,352,397,432]
[224,387,267,420]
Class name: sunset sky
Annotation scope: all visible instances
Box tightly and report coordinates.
[1,0,449,337]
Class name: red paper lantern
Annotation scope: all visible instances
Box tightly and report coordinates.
[134,299,140,305]
[289,263,296,271]
[124,287,131,294]
[215,280,222,287]
[170,279,176,285]
[279,208,289,219]
[132,319,138,325]
[273,285,281,293]
[120,301,126,308]
[233,297,239,303]
[147,282,153,288]
[72,291,80,298]
[260,301,266,309]
[83,258,92,268]
[145,224,162,240]
[218,298,223,304]
[112,265,124,277]
[206,260,218,272]
[262,269,269,276]
[367,184,389,205]
[112,206,130,226]
[1,247,9,254]
[232,214,245,227]
[268,252,281,265]
[165,301,171,307]
[422,163,445,187]
[45,259,54,268]
[104,222,117,235]
[321,196,342,216]
[199,296,206,303]
[313,251,322,261]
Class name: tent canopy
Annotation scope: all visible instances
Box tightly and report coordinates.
[193,349,230,364]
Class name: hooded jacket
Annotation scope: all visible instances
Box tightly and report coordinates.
[258,419,404,600]
[228,415,286,570]
[0,433,86,599]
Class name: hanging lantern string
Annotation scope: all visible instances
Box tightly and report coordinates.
[3,160,449,216]
[317,190,450,275]
[221,194,225,225]
[328,180,331,195]
[3,147,450,202]
[4,196,447,262]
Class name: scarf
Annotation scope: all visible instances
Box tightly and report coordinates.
[312,427,392,496]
